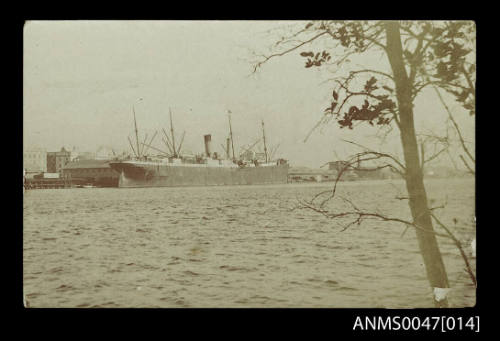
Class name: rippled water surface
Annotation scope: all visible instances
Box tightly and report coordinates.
[23,178,475,308]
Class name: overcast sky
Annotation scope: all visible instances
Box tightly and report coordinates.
[23,21,475,168]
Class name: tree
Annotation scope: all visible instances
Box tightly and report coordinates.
[253,20,475,307]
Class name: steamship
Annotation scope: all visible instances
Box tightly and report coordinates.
[109,109,289,188]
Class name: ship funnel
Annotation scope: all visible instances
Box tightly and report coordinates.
[204,134,212,157]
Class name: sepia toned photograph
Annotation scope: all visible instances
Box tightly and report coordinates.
[23,20,475,308]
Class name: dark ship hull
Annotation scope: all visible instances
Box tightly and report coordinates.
[109,160,289,188]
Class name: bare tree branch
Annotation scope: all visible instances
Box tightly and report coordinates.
[341,139,406,170]
[430,212,476,288]
[432,85,475,169]
[459,155,475,175]
[321,69,394,84]
[295,197,451,239]
[424,146,448,166]
[252,31,329,73]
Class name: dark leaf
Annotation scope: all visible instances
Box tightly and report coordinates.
[364,76,378,92]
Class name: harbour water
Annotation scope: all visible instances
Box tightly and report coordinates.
[23,178,475,308]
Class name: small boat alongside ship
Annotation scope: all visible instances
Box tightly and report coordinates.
[76,184,98,188]
[109,107,289,188]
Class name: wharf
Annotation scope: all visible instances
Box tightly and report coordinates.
[24,178,71,189]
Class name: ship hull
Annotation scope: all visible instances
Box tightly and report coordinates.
[109,162,289,188]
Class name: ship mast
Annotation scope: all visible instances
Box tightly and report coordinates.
[133,106,141,158]
[169,108,177,158]
[176,131,186,156]
[228,111,236,161]
[142,131,158,156]
[261,120,268,163]
[140,133,148,156]
[127,136,138,158]
[161,128,174,155]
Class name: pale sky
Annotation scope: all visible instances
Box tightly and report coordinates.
[23,20,475,168]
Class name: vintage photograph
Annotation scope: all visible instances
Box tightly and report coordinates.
[23,20,475,308]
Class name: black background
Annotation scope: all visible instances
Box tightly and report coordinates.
[8,4,490,337]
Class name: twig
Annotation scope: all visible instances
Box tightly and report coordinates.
[430,212,476,288]
[459,155,475,175]
[432,85,475,169]
[252,31,329,73]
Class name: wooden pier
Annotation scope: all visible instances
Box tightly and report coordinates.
[24,178,71,189]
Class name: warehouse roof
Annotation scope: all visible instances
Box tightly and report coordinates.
[63,159,113,169]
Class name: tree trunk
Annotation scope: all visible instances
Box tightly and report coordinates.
[384,22,450,307]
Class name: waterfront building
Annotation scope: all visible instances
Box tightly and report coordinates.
[325,160,388,180]
[288,166,336,182]
[47,147,71,174]
[23,147,47,173]
[62,159,119,187]
[327,161,350,172]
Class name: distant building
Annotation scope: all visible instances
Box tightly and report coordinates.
[62,159,119,187]
[69,146,78,161]
[23,147,47,173]
[70,146,97,161]
[95,146,116,160]
[327,161,350,172]
[76,152,96,161]
[47,147,71,174]
[288,167,336,182]
[326,160,392,180]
